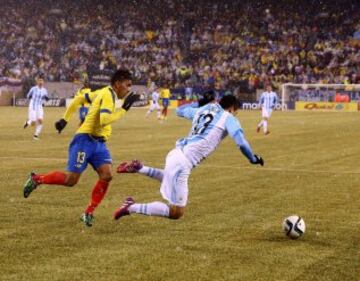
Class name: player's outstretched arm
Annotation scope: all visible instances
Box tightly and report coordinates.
[100,92,140,126]
[177,90,215,120]
[233,130,263,165]
[26,87,34,99]
[225,115,264,165]
[55,94,86,133]
[176,103,198,120]
[43,89,50,101]
[273,93,279,108]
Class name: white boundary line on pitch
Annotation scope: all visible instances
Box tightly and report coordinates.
[1,156,360,175]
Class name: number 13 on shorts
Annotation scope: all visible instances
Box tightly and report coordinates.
[77,151,86,164]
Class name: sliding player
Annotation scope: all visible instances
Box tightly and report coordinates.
[114,94,264,221]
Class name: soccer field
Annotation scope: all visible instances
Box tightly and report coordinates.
[0,107,359,281]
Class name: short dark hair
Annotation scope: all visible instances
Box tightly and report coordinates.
[219,94,239,110]
[198,89,215,106]
[37,73,44,79]
[111,69,132,85]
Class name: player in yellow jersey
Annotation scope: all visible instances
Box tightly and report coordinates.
[52,78,92,131]
[76,78,92,125]
[22,69,139,227]
[53,85,96,133]
[160,84,170,120]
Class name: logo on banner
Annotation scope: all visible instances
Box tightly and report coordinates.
[242,103,286,110]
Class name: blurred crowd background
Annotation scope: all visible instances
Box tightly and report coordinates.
[0,0,359,93]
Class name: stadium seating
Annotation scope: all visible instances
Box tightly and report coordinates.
[0,0,359,92]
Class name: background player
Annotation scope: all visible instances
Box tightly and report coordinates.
[75,75,92,125]
[114,94,264,221]
[53,85,94,134]
[256,84,278,135]
[145,87,161,119]
[53,77,94,133]
[23,74,49,140]
[160,83,170,120]
[23,69,139,227]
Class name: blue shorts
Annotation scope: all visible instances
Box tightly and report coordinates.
[79,107,89,122]
[67,134,112,173]
[162,98,169,107]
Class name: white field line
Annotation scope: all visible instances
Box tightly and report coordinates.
[1,156,360,175]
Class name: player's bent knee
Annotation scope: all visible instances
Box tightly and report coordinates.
[96,164,113,182]
[65,174,80,187]
[100,173,113,182]
[66,179,78,187]
[169,205,185,219]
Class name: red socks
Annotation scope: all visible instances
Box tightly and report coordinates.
[85,180,109,214]
[162,107,168,117]
[32,173,110,215]
[33,171,67,185]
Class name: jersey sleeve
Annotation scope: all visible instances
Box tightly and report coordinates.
[225,115,256,163]
[274,93,279,105]
[225,114,243,138]
[62,94,86,122]
[99,90,126,126]
[83,91,93,105]
[27,87,34,99]
[100,90,114,114]
[259,93,264,106]
[176,103,198,120]
[43,89,49,101]
[75,89,81,97]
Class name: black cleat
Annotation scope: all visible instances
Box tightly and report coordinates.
[80,213,94,227]
[23,172,38,198]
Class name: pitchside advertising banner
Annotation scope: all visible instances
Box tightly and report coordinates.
[241,102,287,110]
[14,98,66,107]
[295,102,358,112]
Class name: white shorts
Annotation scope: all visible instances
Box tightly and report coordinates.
[262,108,273,118]
[28,107,44,121]
[160,148,193,207]
[149,102,161,111]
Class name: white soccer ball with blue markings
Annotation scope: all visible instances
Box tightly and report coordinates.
[282,215,306,239]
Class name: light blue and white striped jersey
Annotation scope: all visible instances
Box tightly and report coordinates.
[152,91,160,105]
[176,102,255,166]
[259,91,278,110]
[27,86,49,110]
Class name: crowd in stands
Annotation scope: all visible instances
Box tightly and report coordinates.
[0,0,359,93]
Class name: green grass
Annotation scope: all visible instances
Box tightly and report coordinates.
[0,107,359,281]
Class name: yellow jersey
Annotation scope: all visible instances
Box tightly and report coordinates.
[62,90,97,122]
[161,88,170,99]
[63,86,127,141]
[75,87,92,108]
[77,86,127,141]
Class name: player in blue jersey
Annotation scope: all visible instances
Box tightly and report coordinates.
[114,94,263,221]
[256,84,278,135]
[23,75,49,140]
[145,87,161,119]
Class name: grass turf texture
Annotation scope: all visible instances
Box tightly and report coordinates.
[0,107,359,281]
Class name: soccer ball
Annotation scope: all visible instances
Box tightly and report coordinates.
[282,215,306,239]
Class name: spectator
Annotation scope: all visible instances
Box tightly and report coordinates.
[0,0,358,92]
